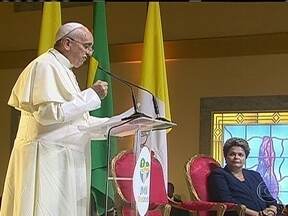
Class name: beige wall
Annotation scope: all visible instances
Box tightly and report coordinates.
[164,54,288,199]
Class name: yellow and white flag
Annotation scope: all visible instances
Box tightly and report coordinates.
[138,2,171,188]
[38,2,61,56]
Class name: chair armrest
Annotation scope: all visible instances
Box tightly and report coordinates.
[167,197,182,205]
[224,203,246,216]
[168,198,227,216]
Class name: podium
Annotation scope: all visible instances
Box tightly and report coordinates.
[82,116,175,138]
[82,116,176,216]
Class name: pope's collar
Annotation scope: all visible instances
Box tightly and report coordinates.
[48,48,74,69]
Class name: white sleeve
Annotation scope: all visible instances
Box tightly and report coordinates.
[33,88,101,125]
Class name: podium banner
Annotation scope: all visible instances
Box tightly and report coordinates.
[133,146,151,216]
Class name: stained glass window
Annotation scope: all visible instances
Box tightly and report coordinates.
[212,112,288,204]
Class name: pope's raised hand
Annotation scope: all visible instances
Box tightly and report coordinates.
[91,80,108,99]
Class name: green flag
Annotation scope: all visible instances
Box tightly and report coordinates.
[87,1,116,215]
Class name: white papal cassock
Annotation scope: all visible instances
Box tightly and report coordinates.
[0,49,108,216]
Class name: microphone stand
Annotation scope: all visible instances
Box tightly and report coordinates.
[98,66,170,122]
[98,66,151,121]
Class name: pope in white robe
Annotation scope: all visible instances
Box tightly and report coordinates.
[0,22,109,216]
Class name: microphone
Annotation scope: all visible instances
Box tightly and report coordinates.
[97,66,170,122]
[97,65,151,121]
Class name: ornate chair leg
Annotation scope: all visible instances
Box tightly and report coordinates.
[163,204,172,216]
[236,204,246,216]
[217,204,227,216]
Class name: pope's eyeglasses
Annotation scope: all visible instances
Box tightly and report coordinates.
[67,37,94,55]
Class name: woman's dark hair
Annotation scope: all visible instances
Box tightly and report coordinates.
[223,137,250,158]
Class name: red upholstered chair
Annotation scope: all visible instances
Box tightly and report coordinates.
[185,154,246,216]
[111,150,228,216]
[111,150,171,216]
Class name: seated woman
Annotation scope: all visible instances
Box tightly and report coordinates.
[208,137,278,216]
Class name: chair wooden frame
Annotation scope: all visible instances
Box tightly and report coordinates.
[168,196,227,216]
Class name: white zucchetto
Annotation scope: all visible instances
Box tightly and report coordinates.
[55,22,84,42]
